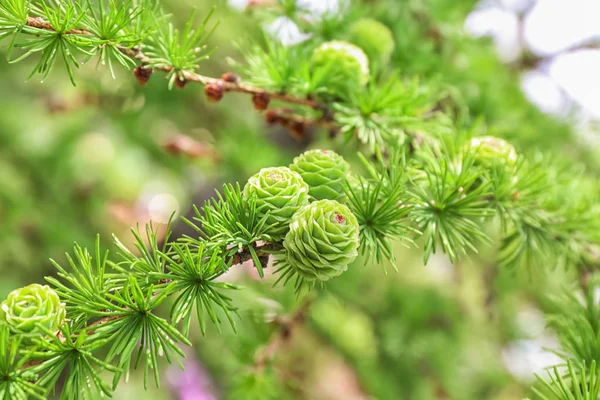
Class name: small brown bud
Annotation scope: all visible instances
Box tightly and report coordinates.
[252,92,270,110]
[280,324,291,339]
[512,191,521,200]
[204,81,225,102]
[290,121,306,140]
[133,65,153,86]
[221,72,241,83]
[265,109,279,124]
[174,77,188,89]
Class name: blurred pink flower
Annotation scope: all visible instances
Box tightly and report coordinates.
[166,357,218,400]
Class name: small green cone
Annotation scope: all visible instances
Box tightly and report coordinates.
[311,40,370,93]
[347,18,395,65]
[290,149,351,202]
[468,136,518,168]
[0,284,66,336]
[282,199,359,283]
[243,167,309,240]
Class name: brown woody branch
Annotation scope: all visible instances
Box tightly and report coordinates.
[26,17,90,35]
[230,242,282,266]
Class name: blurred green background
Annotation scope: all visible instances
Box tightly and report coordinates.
[1,0,599,398]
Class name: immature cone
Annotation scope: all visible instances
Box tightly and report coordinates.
[290,149,351,202]
[283,200,359,282]
[347,18,395,64]
[243,167,309,239]
[468,136,517,168]
[205,81,224,102]
[311,41,370,90]
[221,72,241,83]
[252,92,270,110]
[174,77,188,89]
[0,284,66,336]
[133,65,153,86]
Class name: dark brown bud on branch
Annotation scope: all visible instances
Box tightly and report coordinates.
[174,77,188,89]
[204,81,225,102]
[265,109,280,125]
[252,92,270,110]
[133,65,153,86]
[290,121,306,140]
[221,72,241,83]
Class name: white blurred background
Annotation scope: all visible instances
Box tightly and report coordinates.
[466,0,600,142]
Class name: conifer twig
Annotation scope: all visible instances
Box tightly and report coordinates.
[22,16,337,141]
[23,16,326,110]
[230,242,282,266]
[19,241,282,371]
[26,16,89,35]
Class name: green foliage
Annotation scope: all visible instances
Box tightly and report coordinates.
[544,281,600,366]
[346,151,416,267]
[533,360,600,400]
[184,183,272,275]
[144,7,217,88]
[0,327,44,400]
[334,76,449,152]
[232,37,306,94]
[0,0,599,398]
[0,0,216,86]
[409,144,494,263]
[29,325,119,399]
[96,276,190,389]
[46,238,112,327]
[161,242,240,336]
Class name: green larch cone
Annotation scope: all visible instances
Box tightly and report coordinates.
[311,40,370,91]
[243,166,309,239]
[468,136,518,168]
[290,149,351,202]
[282,199,359,282]
[0,284,66,336]
[347,18,395,65]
